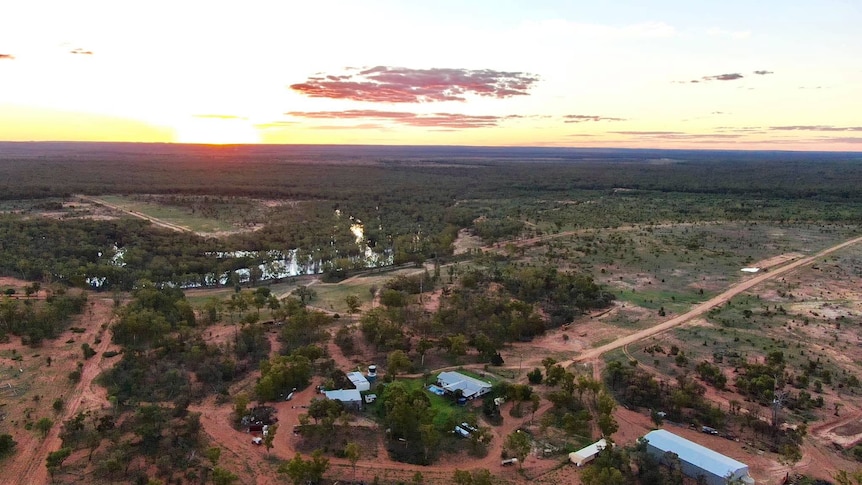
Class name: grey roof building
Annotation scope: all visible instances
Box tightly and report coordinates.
[436,371,492,399]
[323,389,363,410]
[644,430,754,485]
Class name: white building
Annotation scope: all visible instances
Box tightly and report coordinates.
[644,430,755,485]
[436,371,493,399]
[569,438,608,466]
[346,371,370,392]
[323,389,363,410]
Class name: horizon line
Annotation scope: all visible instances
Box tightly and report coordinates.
[0,140,860,154]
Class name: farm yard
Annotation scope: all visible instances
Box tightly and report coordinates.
[2,144,862,484]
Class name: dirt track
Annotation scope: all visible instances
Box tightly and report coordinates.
[566,233,862,366]
[77,195,192,233]
[4,297,116,485]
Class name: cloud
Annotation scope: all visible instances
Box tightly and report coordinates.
[286,109,513,128]
[703,73,744,81]
[753,70,773,75]
[70,48,93,55]
[610,131,742,140]
[290,66,539,103]
[563,115,626,123]
[715,126,766,134]
[610,131,685,136]
[254,121,300,130]
[770,125,862,132]
[308,123,389,131]
[0,54,14,60]
[677,72,747,84]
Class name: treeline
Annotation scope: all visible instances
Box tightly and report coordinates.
[2,143,862,202]
[0,217,222,289]
[0,290,87,344]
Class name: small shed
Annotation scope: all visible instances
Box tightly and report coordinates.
[323,389,363,410]
[347,371,371,392]
[569,439,607,466]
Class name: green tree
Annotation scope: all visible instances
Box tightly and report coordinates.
[417,338,433,366]
[35,417,53,438]
[0,434,16,457]
[212,467,239,485]
[264,424,277,455]
[345,441,361,480]
[387,349,412,375]
[527,368,543,384]
[504,430,531,469]
[345,294,361,314]
[46,447,72,481]
[233,392,249,421]
[453,469,473,485]
[530,393,541,424]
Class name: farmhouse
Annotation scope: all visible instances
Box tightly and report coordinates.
[643,430,755,485]
[568,438,608,467]
[347,371,371,392]
[323,389,363,410]
[436,371,492,400]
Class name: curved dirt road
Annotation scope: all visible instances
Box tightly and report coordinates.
[567,233,862,366]
[78,195,192,233]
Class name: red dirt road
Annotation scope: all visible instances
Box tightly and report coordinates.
[3,297,116,485]
[567,233,862,366]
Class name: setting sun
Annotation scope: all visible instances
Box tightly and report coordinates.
[173,116,261,144]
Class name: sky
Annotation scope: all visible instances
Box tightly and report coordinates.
[1,0,860,150]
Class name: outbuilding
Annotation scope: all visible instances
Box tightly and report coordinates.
[643,430,754,485]
[568,438,608,467]
[347,371,371,392]
[436,371,493,400]
[323,389,363,410]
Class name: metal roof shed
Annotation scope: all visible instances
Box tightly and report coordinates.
[644,430,754,485]
[436,371,492,399]
[323,389,363,410]
[347,371,370,391]
[569,438,607,466]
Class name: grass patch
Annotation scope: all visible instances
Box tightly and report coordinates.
[592,337,615,348]
[614,289,707,313]
[452,368,498,384]
[394,378,473,430]
[99,195,235,232]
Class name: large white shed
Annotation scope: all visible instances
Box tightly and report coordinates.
[644,430,754,485]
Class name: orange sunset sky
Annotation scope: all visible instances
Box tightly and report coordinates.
[1,0,860,150]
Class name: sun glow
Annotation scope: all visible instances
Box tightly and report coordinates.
[173,117,261,144]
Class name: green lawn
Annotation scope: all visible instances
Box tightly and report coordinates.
[396,378,474,429]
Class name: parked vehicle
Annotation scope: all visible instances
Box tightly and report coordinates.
[460,422,477,433]
[251,437,263,445]
[501,458,519,466]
